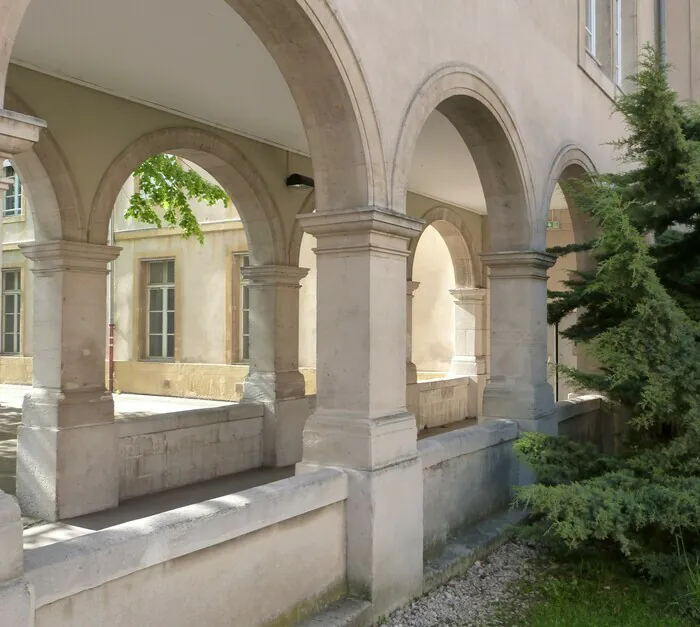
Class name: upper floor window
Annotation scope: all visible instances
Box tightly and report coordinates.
[585,0,596,54]
[145,259,175,360]
[3,160,22,218]
[2,269,21,355]
[232,253,250,362]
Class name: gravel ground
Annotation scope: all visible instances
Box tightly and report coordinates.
[377,542,539,627]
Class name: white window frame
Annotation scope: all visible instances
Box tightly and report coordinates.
[2,269,21,355]
[232,253,250,363]
[3,160,22,218]
[585,0,597,55]
[614,0,623,85]
[145,259,176,360]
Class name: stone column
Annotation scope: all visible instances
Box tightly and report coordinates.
[406,280,420,385]
[480,251,556,432]
[0,491,32,626]
[449,287,487,418]
[17,241,121,521]
[242,265,309,467]
[296,208,424,616]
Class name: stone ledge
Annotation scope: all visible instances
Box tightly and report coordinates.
[418,420,518,470]
[25,468,348,609]
[117,402,264,437]
[554,394,603,424]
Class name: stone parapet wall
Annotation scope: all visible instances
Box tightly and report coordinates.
[118,403,264,499]
[24,469,348,627]
[555,394,614,451]
[409,377,471,430]
[419,420,518,552]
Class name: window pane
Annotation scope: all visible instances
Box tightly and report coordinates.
[3,272,14,291]
[4,294,15,312]
[242,285,249,310]
[4,192,15,213]
[166,287,175,311]
[242,336,250,361]
[149,312,163,334]
[166,260,175,283]
[166,335,175,359]
[149,288,163,311]
[3,334,13,354]
[4,313,14,334]
[166,312,175,335]
[242,309,249,335]
[149,335,163,358]
[149,261,164,285]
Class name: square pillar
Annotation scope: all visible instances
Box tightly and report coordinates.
[242,265,309,467]
[449,287,487,418]
[296,208,424,616]
[406,280,420,385]
[0,491,33,627]
[17,241,121,521]
[481,251,556,432]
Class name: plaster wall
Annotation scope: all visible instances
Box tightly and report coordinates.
[419,420,518,552]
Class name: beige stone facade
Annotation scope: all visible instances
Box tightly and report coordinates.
[0,1,697,625]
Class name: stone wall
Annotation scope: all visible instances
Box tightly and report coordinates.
[25,469,348,627]
[419,420,518,552]
[409,377,471,430]
[118,403,264,499]
[556,394,614,452]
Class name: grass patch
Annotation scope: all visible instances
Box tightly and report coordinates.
[490,548,698,626]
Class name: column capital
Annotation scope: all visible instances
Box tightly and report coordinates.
[19,240,121,274]
[450,286,487,304]
[299,207,423,258]
[241,264,309,288]
[481,250,555,280]
[406,280,420,296]
[0,109,46,159]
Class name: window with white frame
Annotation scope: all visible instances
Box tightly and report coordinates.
[585,0,597,55]
[145,259,175,359]
[232,253,250,362]
[3,160,22,218]
[2,269,21,355]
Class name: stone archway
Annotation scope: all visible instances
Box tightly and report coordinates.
[0,0,386,217]
[90,127,284,266]
[391,64,536,253]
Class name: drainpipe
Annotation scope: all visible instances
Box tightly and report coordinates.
[657,0,667,63]
[108,214,115,392]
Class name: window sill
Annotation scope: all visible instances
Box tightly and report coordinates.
[3,214,24,224]
[579,52,623,103]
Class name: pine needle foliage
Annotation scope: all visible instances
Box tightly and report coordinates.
[516,47,700,578]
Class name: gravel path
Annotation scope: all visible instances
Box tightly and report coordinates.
[378,542,538,626]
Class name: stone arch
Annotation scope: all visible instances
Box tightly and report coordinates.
[90,127,285,265]
[546,144,598,271]
[408,206,481,288]
[4,87,83,242]
[391,65,536,252]
[1,0,386,213]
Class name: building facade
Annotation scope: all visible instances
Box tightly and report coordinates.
[0,1,698,625]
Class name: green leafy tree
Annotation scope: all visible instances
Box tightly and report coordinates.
[125,154,229,244]
[516,47,700,578]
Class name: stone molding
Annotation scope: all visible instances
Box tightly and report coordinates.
[450,286,487,304]
[0,108,46,159]
[241,264,309,288]
[406,280,420,295]
[299,207,424,257]
[481,250,555,280]
[19,240,121,275]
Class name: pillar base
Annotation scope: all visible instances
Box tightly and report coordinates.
[300,410,418,471]
[17,390,118,521]
[297,456,423,616]
[0,580,33,627]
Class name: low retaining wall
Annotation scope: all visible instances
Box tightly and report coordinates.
[408,377,471,430]
[419,420,518,552]
[25,469,348,627]
[555,395,612,451]
[118,403,264,500]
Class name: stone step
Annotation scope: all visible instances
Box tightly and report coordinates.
[297,598,372,627]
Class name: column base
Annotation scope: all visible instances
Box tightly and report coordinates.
[297,456,423,616]
[301,409,418,471]
[16,421,119,521]
[0,579,33,627]
[481,380,555,425]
